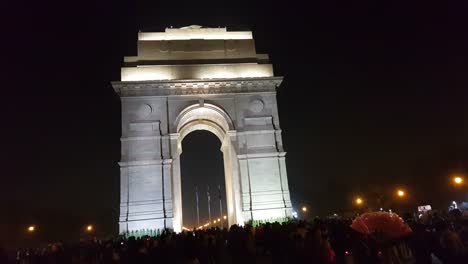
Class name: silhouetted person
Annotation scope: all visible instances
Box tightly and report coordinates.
[410,223,435,264]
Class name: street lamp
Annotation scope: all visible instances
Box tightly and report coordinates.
[301,206,307,212]
[86,225,93,232]
[396,189,405,198]
[223,215,227,220]
[453,176,464,185]
[355,197,364,206]
[27,225,36,233]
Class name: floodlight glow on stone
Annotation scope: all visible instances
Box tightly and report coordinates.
[121,64,273,81]
[114,26,293,234]
[138,27,253,41]
[292,211,298,218]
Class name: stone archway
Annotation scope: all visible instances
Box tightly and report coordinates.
[113,26,293,235]
[170,103,243,232]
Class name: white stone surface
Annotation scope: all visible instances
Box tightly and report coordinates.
[121,63,273,81]
[139,27,253,41]
[113,27,292,233]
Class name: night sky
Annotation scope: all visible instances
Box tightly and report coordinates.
[3,0,468,245]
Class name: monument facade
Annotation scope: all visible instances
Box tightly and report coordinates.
[112,26,292,233]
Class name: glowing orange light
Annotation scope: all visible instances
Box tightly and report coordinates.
[454,176,463,185]
[223,215,227,220]
[355,198,363,205]
[397,190,405,197]
[27,225,35,232]
[86,225,93,232]
[302,206,307,212]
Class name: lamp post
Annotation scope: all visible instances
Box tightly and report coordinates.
[450,174,465,206]
[300,205,308,220]
[218,185,223,229]
[26,225,37,248]
[207,186,211,223]
[354,197,365,215]
[195,186,200,227]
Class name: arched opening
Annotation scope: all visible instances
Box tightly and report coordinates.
[180,130,228,229]
[171,103,243,232]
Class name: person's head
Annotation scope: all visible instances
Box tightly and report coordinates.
[51,243,60,253]
[229,224,239,232]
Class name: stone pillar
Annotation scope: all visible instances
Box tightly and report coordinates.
[222,131,244,226]
[118,161,170,233]
[117,100,175,233]
[170,134,182,233]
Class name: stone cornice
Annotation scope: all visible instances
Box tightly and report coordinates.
[119,159,173,167]
[111,77,283,97]
[237,152,287,159]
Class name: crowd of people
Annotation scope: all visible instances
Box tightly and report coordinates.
[6,210,468,264]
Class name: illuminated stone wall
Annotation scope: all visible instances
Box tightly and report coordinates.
[121,63,273,81]
[113,26,292,233]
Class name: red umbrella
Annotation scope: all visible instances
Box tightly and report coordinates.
[351,212,412,239]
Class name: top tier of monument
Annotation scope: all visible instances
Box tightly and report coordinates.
[121,26,274,81]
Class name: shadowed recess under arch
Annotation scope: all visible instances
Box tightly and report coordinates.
[180,130,227,228]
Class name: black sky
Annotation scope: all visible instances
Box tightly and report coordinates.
[2,0,468,244]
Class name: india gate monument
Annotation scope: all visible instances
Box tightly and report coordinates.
[112,26,293,233]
